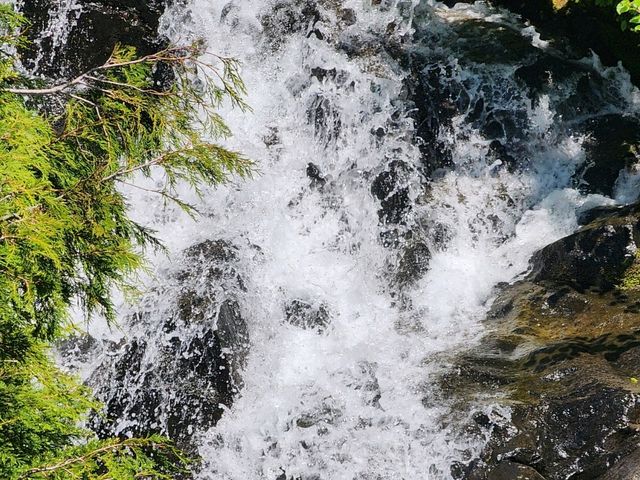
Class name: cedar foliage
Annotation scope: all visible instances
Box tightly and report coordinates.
[0,4,250,478]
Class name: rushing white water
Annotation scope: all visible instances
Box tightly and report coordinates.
[54,0,640,478]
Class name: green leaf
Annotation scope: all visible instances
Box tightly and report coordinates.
[618,0,631,13]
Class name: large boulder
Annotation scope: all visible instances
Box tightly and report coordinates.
[528,202,640,291]
[445,203,640,479]
[84,240,250,451]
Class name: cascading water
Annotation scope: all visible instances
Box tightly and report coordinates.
[19,0,83,74]
[52,0,640,478]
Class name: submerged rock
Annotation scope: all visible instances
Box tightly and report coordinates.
[394,238,431,286]
[446,203,640,479]
[371,159,412,226]
[285,299,331,331]
[86,240,249,451]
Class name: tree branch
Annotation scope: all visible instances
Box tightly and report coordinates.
[0,45,197,97]
[18,439,169,478]
[3,75,86,95]
[101,151,177,182]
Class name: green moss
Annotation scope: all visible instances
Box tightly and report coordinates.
[621,252,640,291]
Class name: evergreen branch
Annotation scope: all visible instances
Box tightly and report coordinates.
[1,45,195,98]
[0,8,248,476]
[101,151,176,182]
[2,75,86,95]
[18,438,176,479]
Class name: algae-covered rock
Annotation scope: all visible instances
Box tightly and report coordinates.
[447,203,640,479]
[459,358,640,479]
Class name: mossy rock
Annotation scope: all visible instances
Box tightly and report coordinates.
[447,203,640,478]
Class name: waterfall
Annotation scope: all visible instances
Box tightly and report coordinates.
[53,0,640,478]
[21,0,83,74]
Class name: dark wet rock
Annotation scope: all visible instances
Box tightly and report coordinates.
[294,396,345,438]
[573,114,640,197]
[404,9,638,188]
[220,2,241,28]
[468,461,547,480]
[260,0,321,49]
[402,62,456,173]
[57,331,100,359]
[459,357,640,480]
[446,205,640,479]
[515,54,590,100]
[556,72,620,120]
[450,20,539,65]
[337,30,386,57]
[263,127,281,148]
[395,239,431,285]
[338,8,357,26]
[306,162,327,189]
[577,204,626,226]
[308,93,342,144]
[490,0,640,84]
[295,403,342,429]
[403,16,544,175]
[371,160,412,225]
[310,66,337,83]
[21,0,167,77]
[488,140,517,172]
[56,332,113,372]
[284,299,330,331]
[349,361,382,408]
[528,205,639,291]
[514,51,619,119]
[86,239,249,451]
